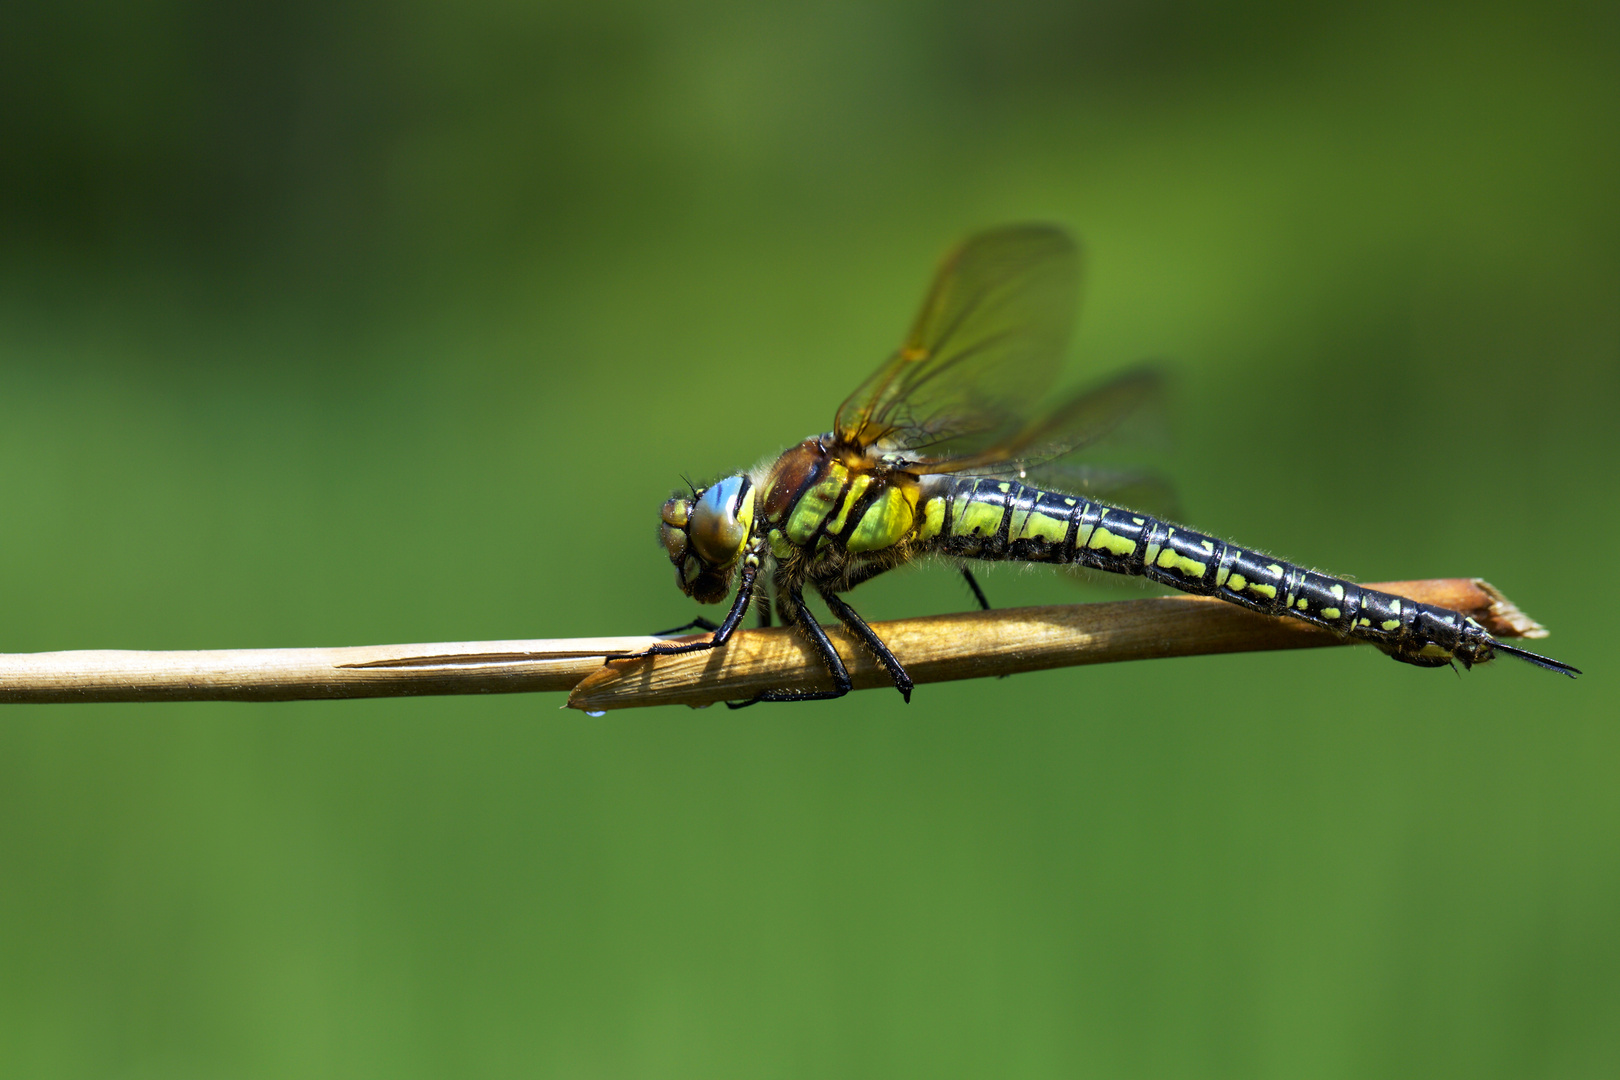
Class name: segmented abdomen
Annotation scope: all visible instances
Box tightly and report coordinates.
[917,476,1490,668]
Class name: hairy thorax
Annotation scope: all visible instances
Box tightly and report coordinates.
[754,436,926,580]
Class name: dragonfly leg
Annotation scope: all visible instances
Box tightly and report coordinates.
[959,564,992,611]
[819,586,913,702]
[630,564,757,660]
[727,580,852,707]
[652,617,719,636]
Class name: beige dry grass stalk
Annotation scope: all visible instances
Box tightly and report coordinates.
[0,579,1550,709]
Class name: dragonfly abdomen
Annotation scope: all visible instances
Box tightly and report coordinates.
[922,476,1496,669]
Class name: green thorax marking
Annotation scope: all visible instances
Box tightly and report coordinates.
[783,461,850,544]
[847,484,915,551]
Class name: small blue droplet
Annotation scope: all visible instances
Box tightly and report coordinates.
[584,710,605,718]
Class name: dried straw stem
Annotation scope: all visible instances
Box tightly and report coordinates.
[0,579,1545,708]
[0,638,662,705]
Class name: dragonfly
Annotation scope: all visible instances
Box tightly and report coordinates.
[644,225,1580,704]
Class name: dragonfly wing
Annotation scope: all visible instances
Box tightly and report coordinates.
[834,225,1080,454]
[914,364,1166,476]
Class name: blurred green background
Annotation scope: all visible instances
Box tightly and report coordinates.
[2,1,1616,1076]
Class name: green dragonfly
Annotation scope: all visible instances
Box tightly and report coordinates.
[644,225,1579,704]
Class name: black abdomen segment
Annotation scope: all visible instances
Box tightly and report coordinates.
[925,476,1493,668]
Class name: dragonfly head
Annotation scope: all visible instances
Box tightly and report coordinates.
[659,473,756,603]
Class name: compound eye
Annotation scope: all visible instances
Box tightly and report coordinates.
[688,475,751,566]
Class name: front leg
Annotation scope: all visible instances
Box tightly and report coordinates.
[630,563,758,661]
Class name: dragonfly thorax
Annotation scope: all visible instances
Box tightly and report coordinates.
[659,473,756,604]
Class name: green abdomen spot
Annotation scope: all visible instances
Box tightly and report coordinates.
[951,497,1003,539]
[914,497,946,542]
[1012,509,1068,544]
[847,486,914,552]
[1088,525,1135,557]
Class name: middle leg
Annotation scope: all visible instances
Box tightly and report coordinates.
[729,577,854,707]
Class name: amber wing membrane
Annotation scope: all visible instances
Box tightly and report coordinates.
[925,364,1166,477]
[834,224,1080,454]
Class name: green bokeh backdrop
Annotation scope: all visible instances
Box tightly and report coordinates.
[2,2,1616,1076]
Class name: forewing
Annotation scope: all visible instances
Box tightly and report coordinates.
[834,225,1079,453]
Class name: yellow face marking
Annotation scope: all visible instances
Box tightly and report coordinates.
[1088,526,1136,557]
[824,474,872,537]
[953,500,1004,539]
[915,497,946,542]
[1330,584,1345,601]
[1014,511,1068,544]
[1226,572,1246,592]
[847,485,915,552]
[1322,607,1341,620]
[1380,619,1401,632]
[1248,582,1277,599]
